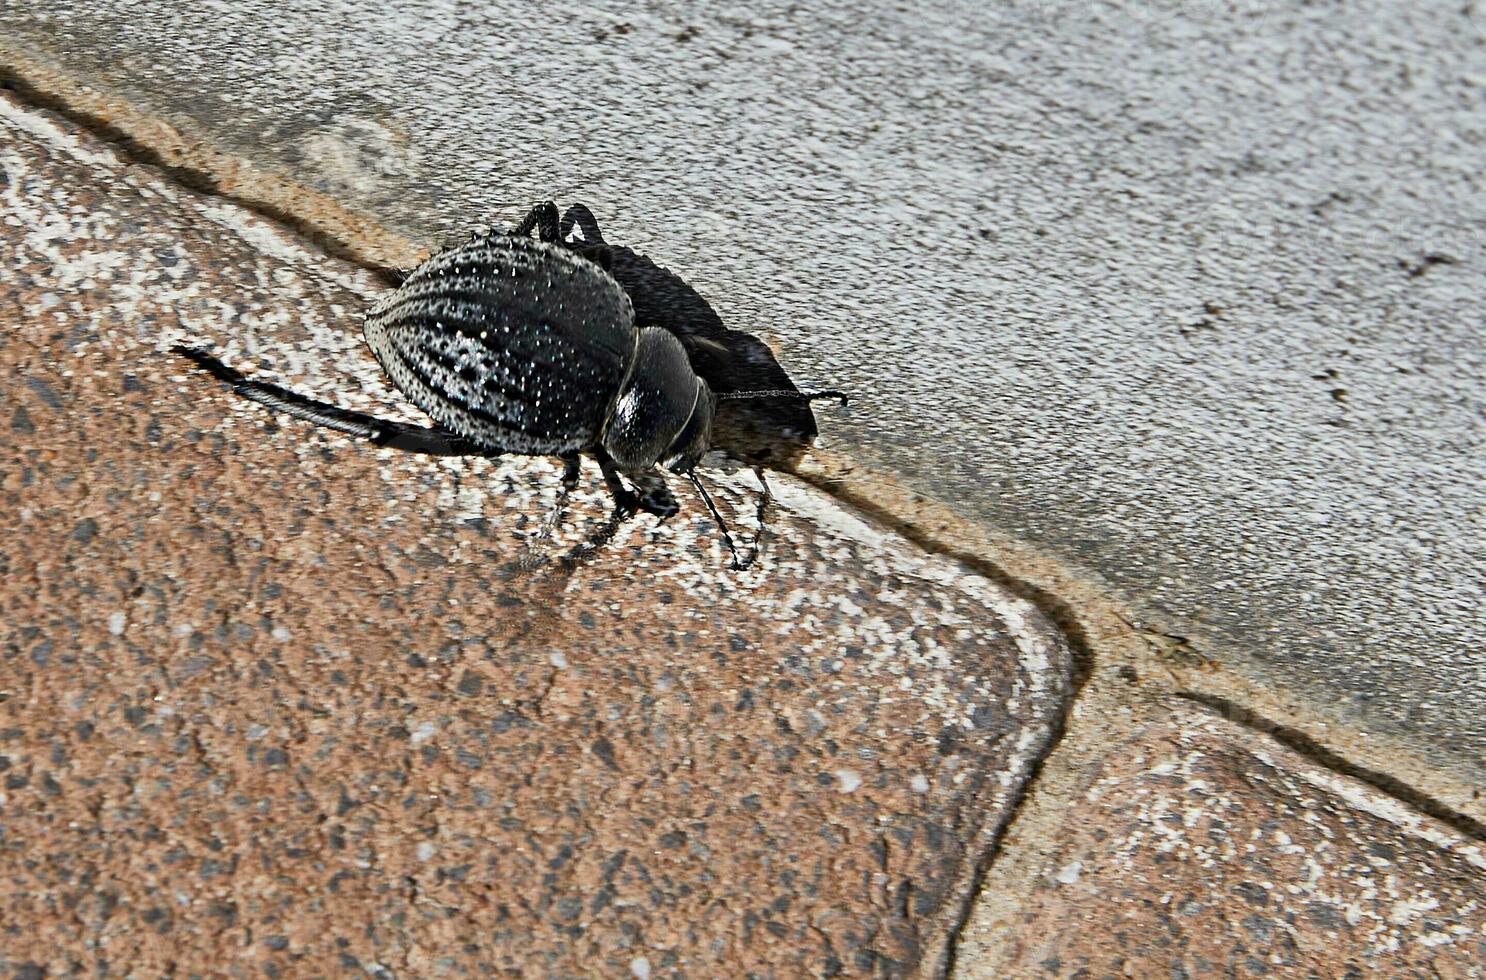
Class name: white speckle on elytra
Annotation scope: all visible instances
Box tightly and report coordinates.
[549,650,569,669]
[910,774,930,794]
[835,770,862,793]
[630,957,651,980]
[271,626,292,642]
[415,841,437,862]
[108,611,126,636]
[410,721,437,746]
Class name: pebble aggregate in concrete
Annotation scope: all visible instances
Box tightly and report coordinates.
[963,706,1486,978]
[0,93,1069,977]
[0,0,1481,783]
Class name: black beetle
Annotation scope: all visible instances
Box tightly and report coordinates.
[174,202,844,569]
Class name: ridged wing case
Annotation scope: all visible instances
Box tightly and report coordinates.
[364,236,637,455]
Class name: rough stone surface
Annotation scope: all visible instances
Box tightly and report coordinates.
[1,0,1482,784]
[963,706,1486,978]
[0,94,1069,977]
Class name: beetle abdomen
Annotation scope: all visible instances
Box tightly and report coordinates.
[364,236,637,455]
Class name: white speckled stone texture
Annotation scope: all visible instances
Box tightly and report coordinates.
[959,705,1486,978]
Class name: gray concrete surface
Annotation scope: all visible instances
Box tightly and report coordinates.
[1,1,1482,784]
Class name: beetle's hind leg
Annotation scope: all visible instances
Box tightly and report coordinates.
[510,201,562,243]
[172,346,481,457]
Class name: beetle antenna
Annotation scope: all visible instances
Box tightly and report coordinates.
[687,471,750,571]
[717,388,849,407]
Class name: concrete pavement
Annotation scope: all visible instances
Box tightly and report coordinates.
[0,0,1483,974]
[0,0,1480,806]
[0,92,1069,976]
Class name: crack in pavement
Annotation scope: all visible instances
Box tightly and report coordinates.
[1176,691,1486,843]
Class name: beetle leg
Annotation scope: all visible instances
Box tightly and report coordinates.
[520,453,583,568]
[551,450,633,564]
[629,471,679,520]
[510,201,562,243]
[555,206,613,269]
[172,346,481,457]
[572,242,613,271]
[558,203,606,245]
[538,453,582,531]
[686,471,746,570]
[594,450,641,516]
[560,453,583,488]
[732,466,772,572]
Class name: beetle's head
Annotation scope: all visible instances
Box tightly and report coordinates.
[603,327,715,475]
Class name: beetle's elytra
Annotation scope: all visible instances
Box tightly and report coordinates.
[365,229,716,478]
[366,236,636,456]
[174,201,845,569]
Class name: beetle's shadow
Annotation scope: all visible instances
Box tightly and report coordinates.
[560,204,820,468]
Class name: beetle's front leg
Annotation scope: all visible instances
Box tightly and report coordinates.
[629,471,679,520]
[552,449,639,564]
[594,449,641,517]
[593,453,676,521]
